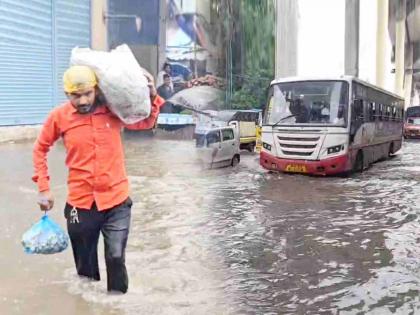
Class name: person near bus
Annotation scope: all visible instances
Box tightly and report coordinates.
[156,62,174,90]
[32,65,164,293]
[157,74,179,113]
[289,97,309,123]
[157,74,175,100]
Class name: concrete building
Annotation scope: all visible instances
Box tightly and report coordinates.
[275,0,420,107]
[0,0,215,134]
[0,0,164,141]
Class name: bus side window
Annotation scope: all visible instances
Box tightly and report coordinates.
[378,104,383,120]
[364,100,369,122]
[350,99,364,141]
[353,99,364,120]
[369,102,375,122]
[392,106,397,120]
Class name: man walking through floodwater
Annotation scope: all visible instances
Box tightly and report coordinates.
[32,65,164,293]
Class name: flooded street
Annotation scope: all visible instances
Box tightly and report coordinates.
[0,136,419,314]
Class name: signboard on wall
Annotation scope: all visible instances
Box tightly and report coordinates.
[166,0,215,61]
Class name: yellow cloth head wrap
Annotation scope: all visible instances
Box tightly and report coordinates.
[63,65,97,93]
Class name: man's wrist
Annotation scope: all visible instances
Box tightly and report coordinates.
[38,181,50,193]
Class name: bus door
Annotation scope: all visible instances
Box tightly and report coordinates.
[350,99,364,144]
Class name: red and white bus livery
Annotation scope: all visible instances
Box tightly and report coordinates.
[260,76,404,175]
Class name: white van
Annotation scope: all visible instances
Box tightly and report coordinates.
[196,110,262,152]
[194,125,240,169]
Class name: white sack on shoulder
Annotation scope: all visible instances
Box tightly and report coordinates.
[70,44,151,124]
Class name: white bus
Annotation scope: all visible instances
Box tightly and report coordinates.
[260,76,404,175]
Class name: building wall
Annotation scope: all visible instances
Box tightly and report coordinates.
[275,0,298,77]
[275,0,411,103]
[359,0,395,92]
[0,0,107,138]
[388,0,420,106]
[91,0,107,50]
[407,1,420,105]
[0,0,91,127]
[358,0,377,83]
[297,0,345,77]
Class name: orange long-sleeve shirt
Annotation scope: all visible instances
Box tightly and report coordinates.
[32,96,164,211]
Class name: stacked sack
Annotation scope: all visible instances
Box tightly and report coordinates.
[71,44,151,124]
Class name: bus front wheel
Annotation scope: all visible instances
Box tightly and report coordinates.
[231,155,240,167]
[353,151,364,173]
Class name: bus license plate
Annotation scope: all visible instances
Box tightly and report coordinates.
[285,164,307,173]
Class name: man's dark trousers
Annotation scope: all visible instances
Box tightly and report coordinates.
[64,197,132,293]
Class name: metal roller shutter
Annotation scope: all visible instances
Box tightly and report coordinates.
[54,0,91,105]
[0,0,90,126]
[0,0,53,125]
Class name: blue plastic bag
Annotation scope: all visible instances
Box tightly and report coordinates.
[22,215,69,254]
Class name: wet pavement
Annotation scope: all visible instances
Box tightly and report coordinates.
[0,136,419,315]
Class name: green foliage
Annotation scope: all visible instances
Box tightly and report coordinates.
[239,0,276,75]
[227,0,276,109]
[230,69,272,109]
[231,89,258,110]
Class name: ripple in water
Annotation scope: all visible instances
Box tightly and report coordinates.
[66,139,420,314]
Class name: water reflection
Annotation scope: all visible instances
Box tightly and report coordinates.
[0,138,417,314]
[209,142,419,314]
[62,138,420,314]
[103,142,420,314]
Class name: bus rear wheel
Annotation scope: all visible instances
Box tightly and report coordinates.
[388,142,394,157]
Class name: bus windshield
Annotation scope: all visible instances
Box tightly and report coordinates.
[264,81,348,127]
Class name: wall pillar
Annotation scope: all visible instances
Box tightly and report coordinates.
[376,0,388,88]
[91,0,107,50]
[345,0,360,76]
[275,0,298,78]
[394,0,406,97]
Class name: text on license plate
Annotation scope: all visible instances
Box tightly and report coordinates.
[285,164,307,173]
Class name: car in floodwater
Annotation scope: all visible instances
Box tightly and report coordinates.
[194,124,240,169]
[404,106,420,139]
[196,110,262,152]
[217,110,262,152]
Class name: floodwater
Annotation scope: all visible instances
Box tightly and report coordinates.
[0,135,419,314]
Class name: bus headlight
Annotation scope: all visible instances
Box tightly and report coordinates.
[327,144,344,154]
[262,142,272,151]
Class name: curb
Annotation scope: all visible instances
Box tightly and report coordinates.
[0,125,41,144]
